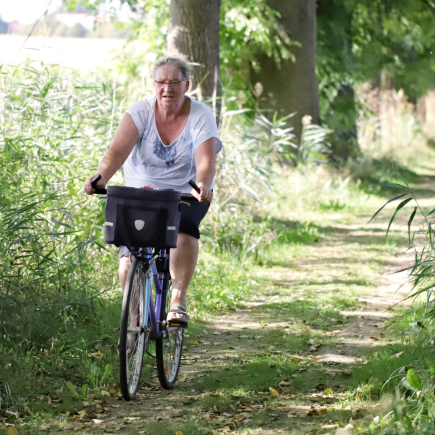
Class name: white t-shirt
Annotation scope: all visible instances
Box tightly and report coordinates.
[124,95,222,193]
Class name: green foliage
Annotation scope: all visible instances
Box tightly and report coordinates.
[219,0,297,108]
[63,381,88,399]
[317,0,435,98]
[0,62,120,370]
[368,178,435,433]
[370,181,435,323]
[87,362,113,387]
[317,0,435,157]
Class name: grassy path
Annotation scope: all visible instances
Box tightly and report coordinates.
[18,209,417,435]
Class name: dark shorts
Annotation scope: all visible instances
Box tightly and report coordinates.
[118,198,210,258]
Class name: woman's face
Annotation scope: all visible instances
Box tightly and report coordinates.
[154,64,189,112]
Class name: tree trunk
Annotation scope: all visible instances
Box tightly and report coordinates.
[317,0,359,160]
[167,0,222,122]
[329,83,359,159]
[252,0,320,144]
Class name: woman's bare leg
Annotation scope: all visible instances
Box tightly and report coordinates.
[119,233,198,321]
[169,233,198,316]
[119,256,130,291]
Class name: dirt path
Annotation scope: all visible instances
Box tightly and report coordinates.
[41,215,414,435]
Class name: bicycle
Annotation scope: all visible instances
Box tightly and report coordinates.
[91,177,200,400]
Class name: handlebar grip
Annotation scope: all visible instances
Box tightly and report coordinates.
[91,174,107,195]
[188,179,200,194]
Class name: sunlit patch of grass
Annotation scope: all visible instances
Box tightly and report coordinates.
[144,417,210,435]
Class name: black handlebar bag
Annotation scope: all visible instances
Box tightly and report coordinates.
[104,186,182,249]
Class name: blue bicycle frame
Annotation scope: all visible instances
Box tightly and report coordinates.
[137,247,178,341]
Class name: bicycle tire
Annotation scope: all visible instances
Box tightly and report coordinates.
[119,257,150,400]
[156,273,184,389]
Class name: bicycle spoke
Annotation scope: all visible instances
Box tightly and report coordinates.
[156,274,184,389]
[119,258,149,400]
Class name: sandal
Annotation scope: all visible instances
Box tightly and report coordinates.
[167,303,190,328]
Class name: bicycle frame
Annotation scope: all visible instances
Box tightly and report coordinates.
[136,247,177,341]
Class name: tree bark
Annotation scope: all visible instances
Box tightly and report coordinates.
[167,0,222,122]
[317,0,359,160]
[252,0,320,144]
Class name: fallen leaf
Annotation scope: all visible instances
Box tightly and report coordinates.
[81,424,91,429]
[269,387,280,397]
[176,431,183,435]
[93,419,104,424]
[7,429,18,435]
[380,333,385,338]
[369,336,378,340]
[189,341,198,345]
[323,388,333,395]
[390,351,404,359]
[178,373,187,382]
[101,390,111,397]
[307,408,327,415]
[279,381,291,387]
[77,410,87,417]
[251,309,257,311]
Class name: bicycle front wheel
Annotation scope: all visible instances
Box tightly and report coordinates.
[119,257,150,400]
[156,273,184,389]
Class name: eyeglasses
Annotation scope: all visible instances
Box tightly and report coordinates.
[154,80,185,89]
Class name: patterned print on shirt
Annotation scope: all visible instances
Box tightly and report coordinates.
[153,138,177,168]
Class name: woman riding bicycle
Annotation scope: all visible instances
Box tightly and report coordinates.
[84,56,222,328]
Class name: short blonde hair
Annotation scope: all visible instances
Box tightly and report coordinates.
[153,57,191,81]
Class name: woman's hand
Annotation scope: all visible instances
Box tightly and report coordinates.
[84,174,107,195]
[192,182,213,203]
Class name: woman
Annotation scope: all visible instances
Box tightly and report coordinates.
[84,57,222,327]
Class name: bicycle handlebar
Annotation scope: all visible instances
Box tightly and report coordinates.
[91,175,201,201]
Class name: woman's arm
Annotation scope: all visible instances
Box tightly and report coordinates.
[84,113,139,194]
[193,137,218,203]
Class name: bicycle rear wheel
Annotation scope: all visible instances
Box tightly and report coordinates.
[119,257,150,400]
[156,273,184,389]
